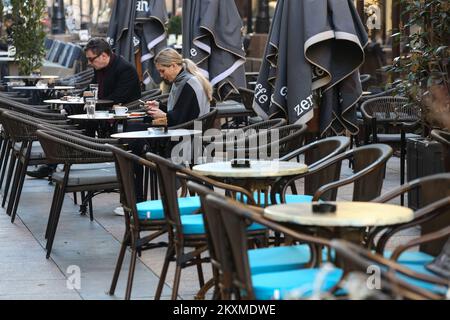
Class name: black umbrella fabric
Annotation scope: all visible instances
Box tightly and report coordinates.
[182,0,246,101]
[135,0,168,85]
[106,0,136,63]
[253,0,368,135]
[107,0,167,85]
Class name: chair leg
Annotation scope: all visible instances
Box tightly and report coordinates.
[10,159,29,223]
[171,264,183,300]
[196,253,205,289]
[45,184,66,259]
[109,231,130,296]
[73,192,77,205]
[124,247,138,300]
[400,130,406,206]
[0,139,10,189]
[2,151,17,208]
[155,244,174,300]
[45,183,62,239]
[6,158,23,216]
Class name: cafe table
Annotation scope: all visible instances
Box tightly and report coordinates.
[112,129,202,200]
[43,98,114,115]
[192,160,308,205]
[263,201,414,248]
[12,85,75,104]
[4,75,59,86]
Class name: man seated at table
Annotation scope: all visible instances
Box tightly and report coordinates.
[27,38,142,179]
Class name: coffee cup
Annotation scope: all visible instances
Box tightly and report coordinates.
[113,106,128,116]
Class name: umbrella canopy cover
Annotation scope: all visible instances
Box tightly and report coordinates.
[107,0,167,85]
[182,0,246,101]
[107,0,136,63]
[135,0,168,85]
[253,0,368,135]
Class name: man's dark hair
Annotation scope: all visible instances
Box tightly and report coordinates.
[85,38,112,56]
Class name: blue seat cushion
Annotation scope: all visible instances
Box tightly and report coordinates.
[252,268,343,300]
[249,244,311,274]
[238,192,313,206]
[136,196,201,220]
[181,214,266,235]
[398,263,448,295]
[384,250,435,265]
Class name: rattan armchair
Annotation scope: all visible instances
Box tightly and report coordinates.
[36,129,119,258]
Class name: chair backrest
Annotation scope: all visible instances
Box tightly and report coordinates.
[186,181,235,298]
[107,144,165,235]
[373,173,450,255]
[36,129,113,164]
[57,43,74,66]
[283,143,392,202]
[64,45,83,68]
[280,136,350,196]
[48,40,65,62]
[360,96,420,122]
[169,108,218,134]
[207,195,255,299]
[331,238,449,300]
[237,87,255,112]
[204,193,331,299]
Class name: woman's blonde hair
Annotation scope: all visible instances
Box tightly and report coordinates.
[155,48,213,101]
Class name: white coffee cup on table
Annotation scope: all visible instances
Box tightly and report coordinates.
[113,106,128,116]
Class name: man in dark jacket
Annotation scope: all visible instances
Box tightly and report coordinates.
[27,38,141,178]
[85,38,141,103]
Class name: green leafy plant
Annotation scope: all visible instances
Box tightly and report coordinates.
[386,0,449,130]
[167,15,182,35]
[10,0,46,75]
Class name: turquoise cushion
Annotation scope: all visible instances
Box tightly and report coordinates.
[384,251,435,265]
[136,196,201,220]
[181,215,266,235]
[249,244,311,275]
[251,268,343,300]
[398,263,448,295]
[238,192,313,206]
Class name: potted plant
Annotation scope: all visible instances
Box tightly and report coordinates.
[387,0,449,131]
[10,0,46,75]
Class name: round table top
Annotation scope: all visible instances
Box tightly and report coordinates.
[43,98,114,105]
[111,129,202,139]
[192,160,308,178]
[12,86,75,90]
[5,75,59,80]
[264,202,414,227]
[68,113,146,121]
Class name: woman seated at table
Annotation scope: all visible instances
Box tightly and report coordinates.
[126,48,213,204]
[145,47,212,126]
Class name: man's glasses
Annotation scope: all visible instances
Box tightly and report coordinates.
[87,54,101,63]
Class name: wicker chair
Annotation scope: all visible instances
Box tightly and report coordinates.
[202,194,344,300]
[106,144,167,300]
[360,96,421,204]
[226,123,308,161]
[36,129,119,258]
[273,144,393,204]
[144,151,269,300]
[332,236,449,299]
[368,173,450,256]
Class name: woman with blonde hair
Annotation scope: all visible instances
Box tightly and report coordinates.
[145,48,212,126]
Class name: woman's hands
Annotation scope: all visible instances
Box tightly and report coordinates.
[145,100,166,119]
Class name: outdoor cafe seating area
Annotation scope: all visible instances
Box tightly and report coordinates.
[0,73,448,300]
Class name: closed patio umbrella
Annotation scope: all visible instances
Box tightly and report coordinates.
[253,0,368,135]
[107,0,167,85]
[135,0,168,85]
[106,0,136,63]
[182,0,246,101]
